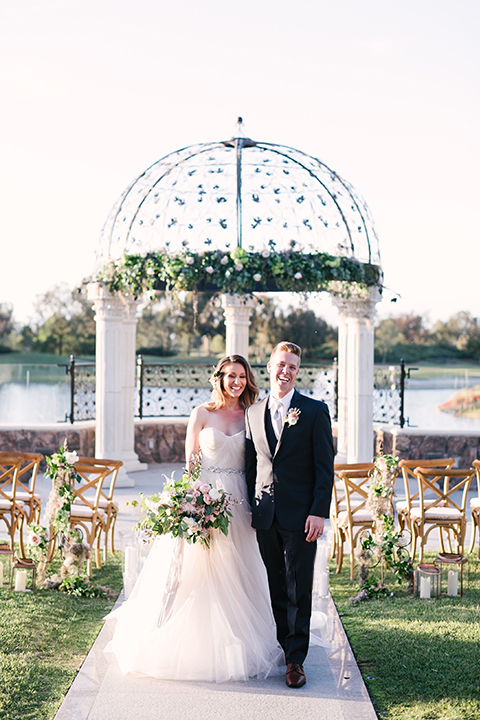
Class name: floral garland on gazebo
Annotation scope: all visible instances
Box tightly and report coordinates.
[97,245,382,298]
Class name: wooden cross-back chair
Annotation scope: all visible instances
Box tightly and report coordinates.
[330,463,374,573]
[336,467,376,581]
[468,459,480,558]
[0,455,27,554]
[411,466,475,563]
[0,451,44,524]
[65,462,112,574]
[397,458,455,561]
[74,457,123,561]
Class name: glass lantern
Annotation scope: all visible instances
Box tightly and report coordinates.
[434,553,468,596]
[313,534,330,599]
[120,532,139,599]
[0,545,13,588]
[11,557,36,592]
[414,563,441,599]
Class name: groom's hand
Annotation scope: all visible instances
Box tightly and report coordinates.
[305,515,324,542]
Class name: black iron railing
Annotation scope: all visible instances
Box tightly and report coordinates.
[63,355,414,427]
[373,359,417,428]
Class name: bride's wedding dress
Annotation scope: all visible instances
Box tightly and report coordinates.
[107,427,283,682]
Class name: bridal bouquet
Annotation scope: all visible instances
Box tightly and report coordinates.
[130,463,235,548]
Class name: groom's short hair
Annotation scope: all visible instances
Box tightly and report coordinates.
[270,341,302,360]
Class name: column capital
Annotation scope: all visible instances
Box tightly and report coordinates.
[87,282,142,321]
[331,285,382,321]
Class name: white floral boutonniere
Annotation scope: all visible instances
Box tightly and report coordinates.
[284,408,301,427]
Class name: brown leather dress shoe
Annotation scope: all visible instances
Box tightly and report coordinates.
[286,662,306,688]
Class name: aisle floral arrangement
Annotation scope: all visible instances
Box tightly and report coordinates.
[350,454,413,603]
[130,456,235,548]
[24,442,95,590]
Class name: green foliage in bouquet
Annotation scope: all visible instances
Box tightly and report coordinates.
[130,465,235,548]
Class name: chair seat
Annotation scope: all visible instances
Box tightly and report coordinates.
[470,497,480,510]
[0,499,25,509]
[396,500,420,511]
[6,491,41,502]
[411,507,462,521]
[336,499,363,512]
[70,505,106,520]
[338,510,374,526]
[74,497,118,511]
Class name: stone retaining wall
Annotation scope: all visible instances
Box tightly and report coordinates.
[1,422,478,481]
[375,426,480,467]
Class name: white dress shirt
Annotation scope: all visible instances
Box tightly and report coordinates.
[269,388,295,438]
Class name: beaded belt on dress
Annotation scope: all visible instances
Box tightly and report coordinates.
[204,466,244,475]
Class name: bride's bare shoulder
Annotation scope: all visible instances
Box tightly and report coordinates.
[190,404,213,425]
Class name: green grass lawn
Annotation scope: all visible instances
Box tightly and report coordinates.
[329,553,480,720]
[0,555,123,720]
[2,549,480,720]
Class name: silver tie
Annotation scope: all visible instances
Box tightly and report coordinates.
[272,401,284,438]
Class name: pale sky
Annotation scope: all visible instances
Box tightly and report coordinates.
[1,0,479,329]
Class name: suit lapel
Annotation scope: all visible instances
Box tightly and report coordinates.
[251,396,273,458]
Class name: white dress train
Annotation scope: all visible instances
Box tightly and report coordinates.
[106,427,284,682]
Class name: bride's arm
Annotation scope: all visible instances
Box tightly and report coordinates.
[185,405,209,473]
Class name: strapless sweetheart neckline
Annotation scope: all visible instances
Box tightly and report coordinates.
[200,427,245,438]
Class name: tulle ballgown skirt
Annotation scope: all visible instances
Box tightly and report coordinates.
[106,454,283,681]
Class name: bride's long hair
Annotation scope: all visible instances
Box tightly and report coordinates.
[205,355,259,411]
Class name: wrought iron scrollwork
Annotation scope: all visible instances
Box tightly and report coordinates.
[65,355,96,423]
[373,361,408,427]
[136,358,337,420]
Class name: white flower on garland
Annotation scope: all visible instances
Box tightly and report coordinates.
[294,272,303,280]
[186,256,195,265]
[253,273,262,282]
[65,451,79,465]
[234,263,244,271]
[205,266,214,274]
[220,256,229,265]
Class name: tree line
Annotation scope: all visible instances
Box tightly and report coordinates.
[1,285,479,364]
[0,284,337,362]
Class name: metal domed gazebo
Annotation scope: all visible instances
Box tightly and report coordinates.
[88,122,383,483]
[97,120,380,266]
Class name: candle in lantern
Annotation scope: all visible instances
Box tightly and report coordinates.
[14,569,27,592]
[124,546,137,577]
[318,572,329,598]
[316,543,329,574]
[447,570,458,596]
[420,575,431,599]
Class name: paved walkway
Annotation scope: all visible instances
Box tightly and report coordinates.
[41,464,378,720]
[3,463,477,720]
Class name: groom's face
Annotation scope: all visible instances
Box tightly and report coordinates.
[268,350,300,398]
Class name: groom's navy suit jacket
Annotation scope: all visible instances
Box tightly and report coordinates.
[245,390,334,532]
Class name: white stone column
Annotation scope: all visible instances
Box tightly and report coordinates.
[87,283,147,487]
[335,314,349,463]
[221,294,255,357]
[332,287,381,463]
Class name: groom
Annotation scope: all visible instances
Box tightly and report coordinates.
[245,341,334,688]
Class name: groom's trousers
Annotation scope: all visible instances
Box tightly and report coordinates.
[256,517,317,665]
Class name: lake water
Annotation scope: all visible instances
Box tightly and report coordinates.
[1,379,480,431]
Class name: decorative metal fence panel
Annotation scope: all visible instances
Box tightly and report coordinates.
[65,355,410,426]
[373,361,408,427]
[137,358,337,420]
[65,356,96,423]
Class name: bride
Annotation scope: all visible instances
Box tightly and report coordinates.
[107,354,283,682]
